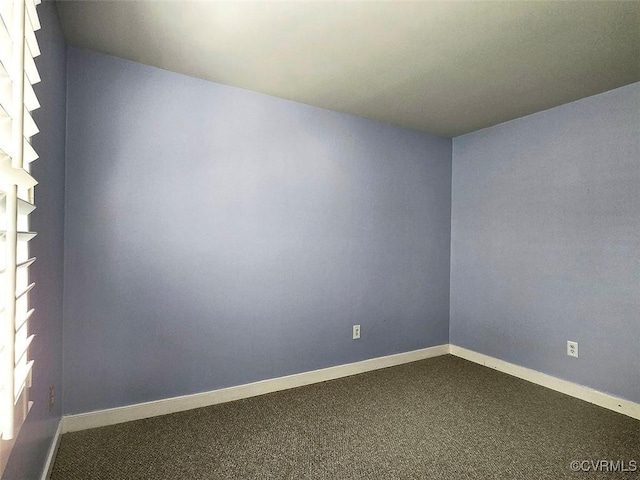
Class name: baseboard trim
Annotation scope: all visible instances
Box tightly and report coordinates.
[449,345,640,421]
[61,344,449,433]
[40,419,62,480]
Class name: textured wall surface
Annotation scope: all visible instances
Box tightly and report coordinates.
[3,3,67,479]
[5,10,638,475]
[63,48,452,415]
[450,83,640,403]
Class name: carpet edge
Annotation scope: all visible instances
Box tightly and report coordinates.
[450,345,640,421]
[61,344,450,433]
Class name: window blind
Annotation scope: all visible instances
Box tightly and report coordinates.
[0,0,40,474]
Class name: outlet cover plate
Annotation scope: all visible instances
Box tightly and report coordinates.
[353,325,361,340]
[567,341,578,358]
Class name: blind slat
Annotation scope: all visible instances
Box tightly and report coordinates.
[25,0,40,32]
[23,107,37,138]
[14,359,34,402]
[23,75,39,111]
[16,257,35,270]
[0,20,10,74]
[18,198,36,215]
[0,1,11,35]
[15,308,34,334]
[0,61,11,117]
[0,231,35,242]
[17,231,36,242]
[14,334,34,366]
[25,29,41,58]
[0,154,37,189]
[24,25,39,59]
[15,282,34,301]
[24,45,40,85]
[22,138,37,163]
[0,105,10,156]
[17,197,34,216]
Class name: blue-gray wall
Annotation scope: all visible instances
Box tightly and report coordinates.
[3,3,67,479]
[62,48,452,415]
[3,13,637,474]
[450,83,640,403]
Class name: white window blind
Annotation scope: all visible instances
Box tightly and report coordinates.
[0,0,40,474]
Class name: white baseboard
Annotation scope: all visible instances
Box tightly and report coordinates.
[449,345,640,421]
[60,343,638,435]
[40,419,62,480]
[61,344,449,433]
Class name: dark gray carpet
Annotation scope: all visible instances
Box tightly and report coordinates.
[50,355,639,479]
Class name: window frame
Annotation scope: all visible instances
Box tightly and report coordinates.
[0,0,40,475]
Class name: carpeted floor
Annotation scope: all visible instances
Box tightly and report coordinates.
[50,355,640,479]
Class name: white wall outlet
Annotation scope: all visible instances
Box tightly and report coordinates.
[567,340,578,358]
[352,325,361,340]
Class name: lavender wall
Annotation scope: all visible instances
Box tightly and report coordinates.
[450,83,640,403]
[63,48,452,415]
[3,3,67,479]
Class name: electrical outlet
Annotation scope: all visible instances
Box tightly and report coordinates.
[49,384,55,410]
[567,341,578,358]
[352,325,361,340]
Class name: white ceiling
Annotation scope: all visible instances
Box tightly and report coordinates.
[57,1,640,137]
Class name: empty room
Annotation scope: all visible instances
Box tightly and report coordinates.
[1,1,639,479]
